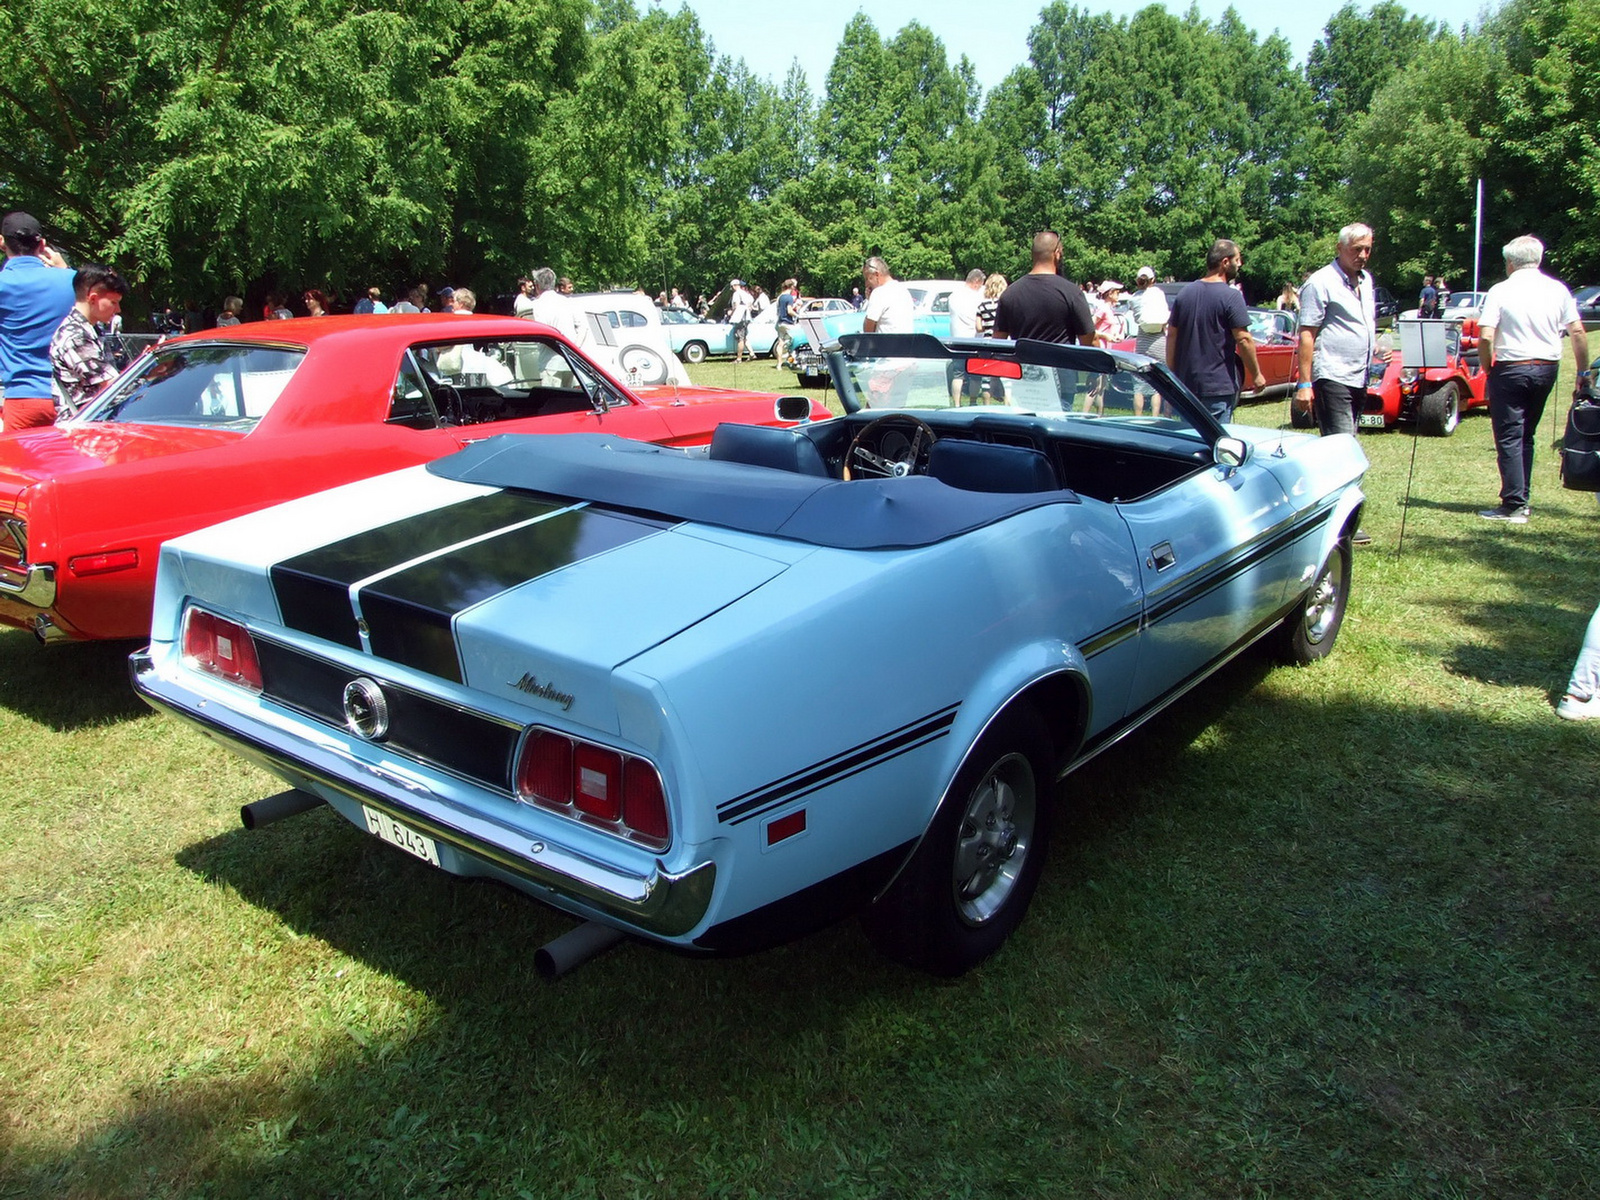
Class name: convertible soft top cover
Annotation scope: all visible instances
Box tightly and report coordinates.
[428,433,1079,550]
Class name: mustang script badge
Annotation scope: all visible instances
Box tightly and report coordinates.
[342,677,391,740]
[510,672,575,710]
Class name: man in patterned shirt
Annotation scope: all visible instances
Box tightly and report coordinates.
[49,264,128,418]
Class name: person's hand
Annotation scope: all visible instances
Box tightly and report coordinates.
[1374,346,1392,363]
[1252,371,1266,391]
[37,242,67,269]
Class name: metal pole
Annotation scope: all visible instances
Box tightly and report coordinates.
[1473,177,1484,295]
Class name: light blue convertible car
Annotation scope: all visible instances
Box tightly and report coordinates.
[133,335,1367,976]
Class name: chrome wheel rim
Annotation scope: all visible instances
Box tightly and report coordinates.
[1303,553,1343,644]
[952,752,1036,925]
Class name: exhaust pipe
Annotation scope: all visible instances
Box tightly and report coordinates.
[535,920,628,980]
[241,789,327,830]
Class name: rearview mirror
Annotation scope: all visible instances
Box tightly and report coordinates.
[775,395,814,423]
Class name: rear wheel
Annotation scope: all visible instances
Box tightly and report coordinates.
[1279,539,1351,664]
[1417,381,1462,436]
[863,708,1053,976]
[682,341,707,365]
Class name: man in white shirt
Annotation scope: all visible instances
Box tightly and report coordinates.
[947,268,986,402]
[1477,234,1590,522]
[529,266,586,346]
[862,257,914,333]
[727,279,754,361]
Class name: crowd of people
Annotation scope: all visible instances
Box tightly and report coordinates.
[3,204,1596,720]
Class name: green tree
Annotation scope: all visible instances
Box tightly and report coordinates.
[1307,2,1440,136]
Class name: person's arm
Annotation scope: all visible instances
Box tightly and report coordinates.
[1568,320,1590,386]
[1234,327,1265,392]
[1296,327,1317,401]
[1165,324,1178,371]
[1479,324,1497,371]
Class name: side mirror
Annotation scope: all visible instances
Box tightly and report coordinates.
[775,394,814,424]
[1215,436,1247,469]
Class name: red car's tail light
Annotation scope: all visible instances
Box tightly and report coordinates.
[515,728,669,849]
[181,608,263,693]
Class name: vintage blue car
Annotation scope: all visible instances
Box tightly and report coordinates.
[132,334,1367,976]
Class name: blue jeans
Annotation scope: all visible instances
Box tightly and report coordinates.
[1196,393,1238,424]
[1488,360,1559,507]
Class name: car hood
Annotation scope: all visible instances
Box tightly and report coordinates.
[0,422,242,491]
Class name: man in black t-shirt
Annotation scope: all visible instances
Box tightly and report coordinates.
[1166,238,1263,424]
[995,232,1096,346]
[995,231,1096,410]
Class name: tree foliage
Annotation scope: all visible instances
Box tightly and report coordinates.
[1,0,1595,314]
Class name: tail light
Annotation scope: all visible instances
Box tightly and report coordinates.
[182,607,264,693]
[516,728,669,850]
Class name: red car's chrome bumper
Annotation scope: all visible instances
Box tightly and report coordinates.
[0,560,55,608]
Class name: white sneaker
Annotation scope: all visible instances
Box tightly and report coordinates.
[1557,693,1600,720]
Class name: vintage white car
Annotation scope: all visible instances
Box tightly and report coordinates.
[133,333,1367,977]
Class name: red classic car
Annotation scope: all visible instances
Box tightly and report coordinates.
[1240,307,1300,402]
[0,314,827,643]
[1289,319,1485,436]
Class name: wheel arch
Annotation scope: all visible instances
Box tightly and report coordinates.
[870,658,1090,903]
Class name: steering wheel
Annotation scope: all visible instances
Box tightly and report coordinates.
[844,414,939,481]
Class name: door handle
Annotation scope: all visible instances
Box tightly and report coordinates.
[1148,541,1176,571]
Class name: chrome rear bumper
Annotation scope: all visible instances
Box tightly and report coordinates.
[130,649,716,939]
[0,561,55,608]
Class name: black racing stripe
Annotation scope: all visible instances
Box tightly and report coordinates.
[1142,499,1336,628]
[718,703,960,825]
[254,637,521,792]
[272,493,563,649]
[362,508,671,682]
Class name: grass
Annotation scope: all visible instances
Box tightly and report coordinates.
[4,363,1600,1198]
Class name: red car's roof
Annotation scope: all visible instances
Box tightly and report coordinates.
[160,312,559,350]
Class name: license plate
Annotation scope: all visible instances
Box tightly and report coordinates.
[1358,414,1387,428]
[362,805,441,867]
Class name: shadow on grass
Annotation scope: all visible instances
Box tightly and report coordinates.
[12,646,1600,1198]
[0,629,148,730]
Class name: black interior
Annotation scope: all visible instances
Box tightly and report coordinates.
[760,412,1211,504]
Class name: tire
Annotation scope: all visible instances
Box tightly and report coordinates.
[862,707,1054,976]
[1279,538,1351,665]
[682,341,707,365]
[1417,381,1461,436]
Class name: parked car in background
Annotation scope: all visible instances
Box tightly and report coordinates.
[660,306,779,364]
[134,330,1367,977]
[0,315,827,644]
[1373,286,1399,328]
[1240,308,1300,401]
[1572,284,1600,331]
[1290,318,1485,436]
[790,280,964,387]
[1399,290,1487,323]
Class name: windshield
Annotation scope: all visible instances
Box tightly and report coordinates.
[827,334,1210,445]
[79,343,304,429]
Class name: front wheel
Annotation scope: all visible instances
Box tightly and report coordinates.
[862,708,1054,976]
[1279,538,1351,664]
[1417,381,1461,436]
[681,341,707,365]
